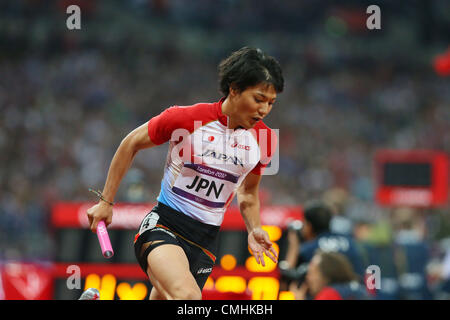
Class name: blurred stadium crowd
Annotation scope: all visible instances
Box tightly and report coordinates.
[0,0,449,299]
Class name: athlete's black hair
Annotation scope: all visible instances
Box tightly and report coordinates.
[303,200,332,235]
[218,47,284,97]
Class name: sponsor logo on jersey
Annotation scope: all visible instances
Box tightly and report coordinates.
[231,142,251,151]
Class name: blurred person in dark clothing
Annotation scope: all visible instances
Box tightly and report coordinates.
[289,250,370,300]
[435,243,450,299]
[282,201,367,280]
[391,208,433,300]
[354,219,401,300]
[323,188,353,236]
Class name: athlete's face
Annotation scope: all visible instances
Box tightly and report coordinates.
[228,83,277,129]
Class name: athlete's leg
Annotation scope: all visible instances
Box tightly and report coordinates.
[146,244,202,300]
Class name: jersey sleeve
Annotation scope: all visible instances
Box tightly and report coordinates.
[315,287,343,300]
[250,126,278,175]
[148,104,219,146]
[148,106,195,145]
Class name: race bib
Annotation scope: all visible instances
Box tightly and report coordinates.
[171,163,238,208]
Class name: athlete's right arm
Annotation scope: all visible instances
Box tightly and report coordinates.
[87,121,156,233]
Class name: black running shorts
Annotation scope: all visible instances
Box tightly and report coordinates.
[133,202,220,290]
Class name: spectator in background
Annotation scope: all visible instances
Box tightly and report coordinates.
[354,218,401,299]
[289,250,370,300]
[323,188,353,236]
[391,208,433,300]
[435,242,450,299]
[282,201,367,281]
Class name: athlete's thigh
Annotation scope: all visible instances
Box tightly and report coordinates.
[146,244,199,298]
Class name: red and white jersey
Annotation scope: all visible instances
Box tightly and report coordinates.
[147,99,277,226]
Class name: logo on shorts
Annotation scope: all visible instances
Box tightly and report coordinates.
[196,267,212,274]
[151,227,176,239]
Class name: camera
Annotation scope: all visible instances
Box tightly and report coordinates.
[278,261,309,285]
[279,220,308,285]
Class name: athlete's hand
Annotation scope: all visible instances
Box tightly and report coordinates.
[248,227,278,267]
[86,202,113,233]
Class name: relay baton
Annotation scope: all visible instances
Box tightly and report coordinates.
[96,220,114,258]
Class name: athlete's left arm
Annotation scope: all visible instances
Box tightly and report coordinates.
[237,173,278,266]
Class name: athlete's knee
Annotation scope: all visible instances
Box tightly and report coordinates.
[170,285,202,300]
[149,287,168,300]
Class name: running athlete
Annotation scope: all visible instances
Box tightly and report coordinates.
[86,47,284,300]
